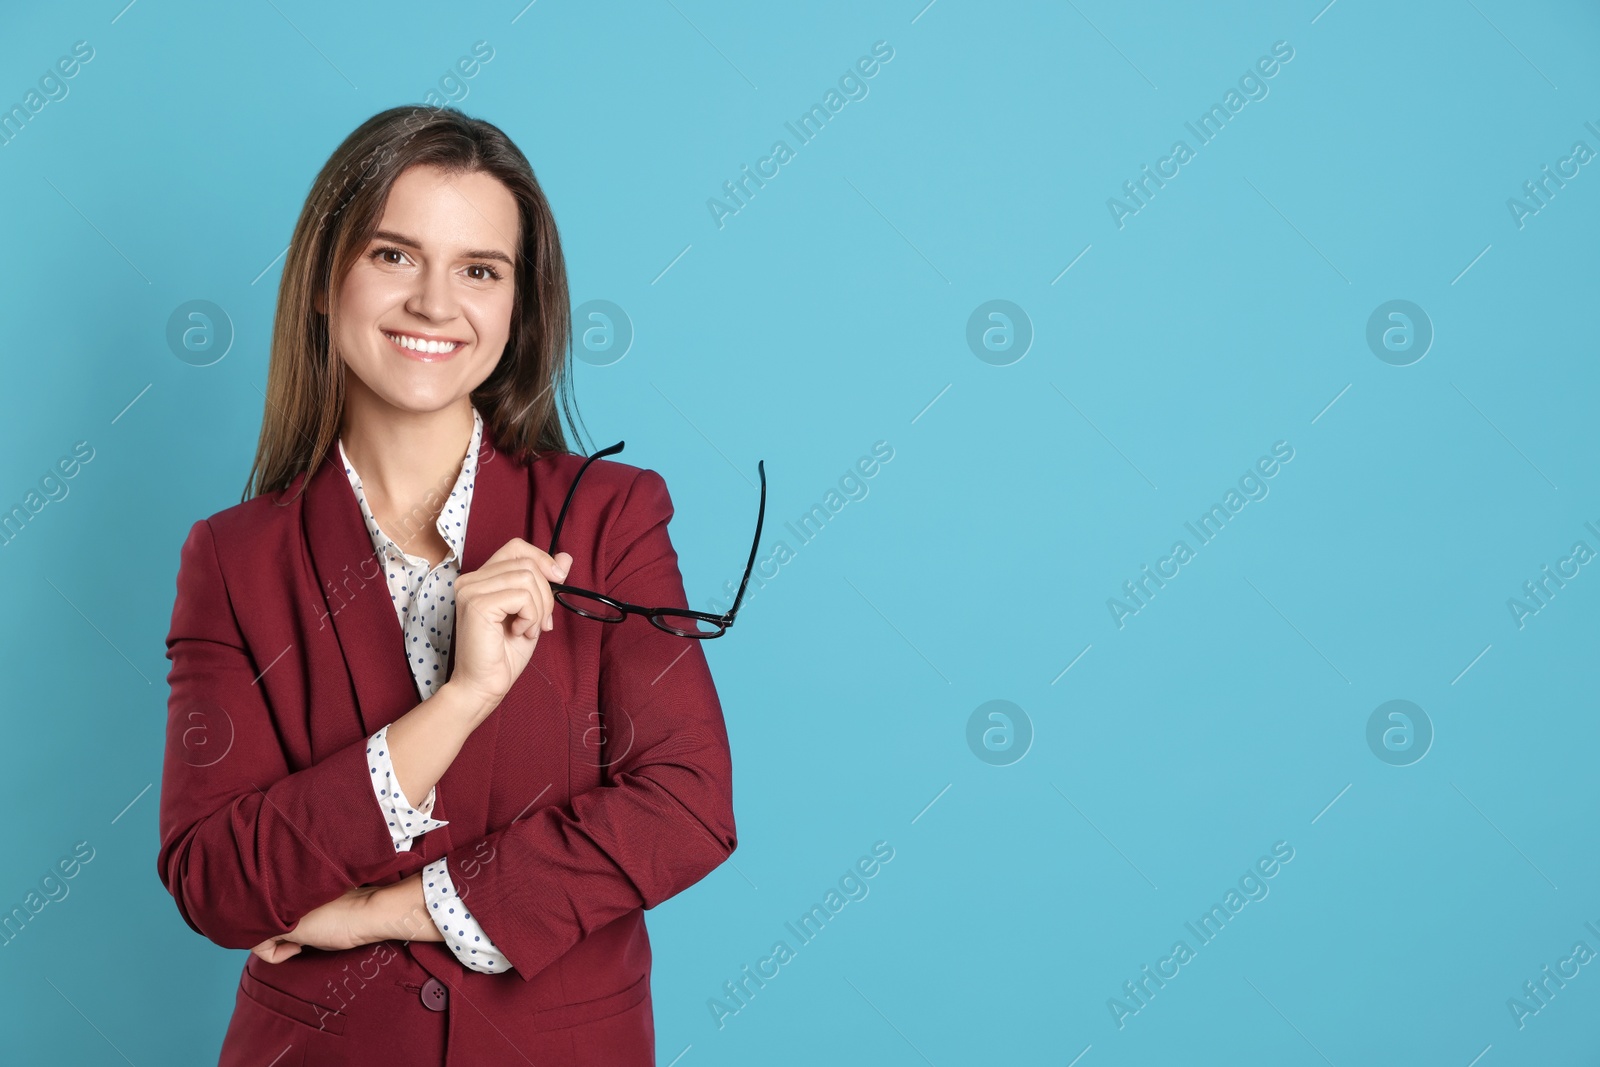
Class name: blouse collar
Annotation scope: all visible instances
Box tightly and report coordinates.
[336,405,484,566]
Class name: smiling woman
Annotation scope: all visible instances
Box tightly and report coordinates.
[247,105,580,491]
[318,164,522,422]
[157,106,739,1066]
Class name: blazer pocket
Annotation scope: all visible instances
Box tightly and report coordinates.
[533,970,650,1031]
[240,968,348,1036]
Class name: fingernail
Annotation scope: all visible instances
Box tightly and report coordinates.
[555,561,570,579]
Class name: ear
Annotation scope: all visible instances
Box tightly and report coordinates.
[313,288,327,315]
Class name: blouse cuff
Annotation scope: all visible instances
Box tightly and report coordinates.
[423,856,515,974]
[366,723,449,853]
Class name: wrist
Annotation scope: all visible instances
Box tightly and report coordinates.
[365,873,442,944]
[438,678,499,727]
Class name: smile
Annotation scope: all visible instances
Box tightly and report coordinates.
[382,329,465,361]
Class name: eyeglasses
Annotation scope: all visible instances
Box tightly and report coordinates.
[546,441,766,638]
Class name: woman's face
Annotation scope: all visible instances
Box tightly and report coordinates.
[331,163,520,416]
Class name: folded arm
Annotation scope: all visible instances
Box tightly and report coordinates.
[365,722,514,973]
[156,519,419,950]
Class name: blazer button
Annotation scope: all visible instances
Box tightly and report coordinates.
[420,977,449,1012]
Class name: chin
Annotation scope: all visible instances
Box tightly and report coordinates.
[346,372,456,412]
[382,390,470,414]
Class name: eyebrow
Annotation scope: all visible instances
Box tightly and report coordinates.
[369,229,516,268]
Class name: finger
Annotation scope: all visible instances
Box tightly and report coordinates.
[480,537,569,579]
[461,566,555,633]
[467,566,553,627]
[463,557,564,595]
[477,542,570,584]
[464,587,547,643]
[253,939,297,964]
[471,565,562,639]
[482,536,536,565]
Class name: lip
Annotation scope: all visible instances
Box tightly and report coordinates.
[382,328,467,363]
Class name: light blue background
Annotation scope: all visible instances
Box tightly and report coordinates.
[2,0,1598,1063]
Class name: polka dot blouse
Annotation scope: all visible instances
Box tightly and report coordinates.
[339,404,513,975]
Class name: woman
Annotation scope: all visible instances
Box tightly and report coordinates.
[157,106,739,1066]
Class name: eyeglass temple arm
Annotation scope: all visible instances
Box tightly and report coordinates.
[548,440,627,554]
[548,445,767,627]
[722,460,766,624]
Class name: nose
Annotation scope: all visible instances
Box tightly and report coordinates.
[405,261,460,324]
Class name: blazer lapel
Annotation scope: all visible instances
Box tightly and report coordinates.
[302,446,419,741]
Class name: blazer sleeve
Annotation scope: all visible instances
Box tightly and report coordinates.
[434,468,739,981]
[156,518,408,950]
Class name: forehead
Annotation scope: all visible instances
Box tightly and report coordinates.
[375,163,520,252]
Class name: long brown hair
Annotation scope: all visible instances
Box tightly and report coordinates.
[244,104,588,503]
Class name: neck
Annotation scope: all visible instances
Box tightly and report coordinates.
[338,389,475,527]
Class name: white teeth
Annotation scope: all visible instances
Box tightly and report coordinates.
[384,331,460,355]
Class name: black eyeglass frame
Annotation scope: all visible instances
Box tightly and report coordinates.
[546,441,766,639]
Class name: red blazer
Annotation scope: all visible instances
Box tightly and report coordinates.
[157,429,738,1066]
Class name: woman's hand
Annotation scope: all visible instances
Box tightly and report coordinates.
[450,538,573,724]
[249,884,385,964]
